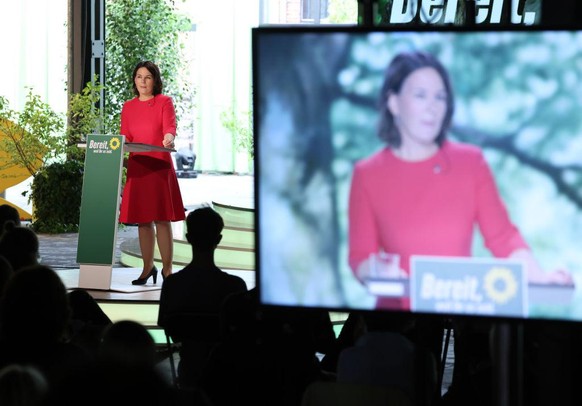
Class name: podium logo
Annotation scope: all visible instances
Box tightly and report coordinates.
[483,267,518,304]
[109,137,121,150]
[88,137,122,155]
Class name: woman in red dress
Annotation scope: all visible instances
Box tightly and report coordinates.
[119,61,185,285]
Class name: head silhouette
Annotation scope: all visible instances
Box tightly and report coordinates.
[185,206,224,252]
[0,205,20,238]
[0,364,48,406]
[0,265,71,344]
[0,256,13,298]
[0,222,39,271]
[99,320,157,369]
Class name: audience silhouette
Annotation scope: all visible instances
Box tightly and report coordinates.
[99,319,158,369]
[0,364,48,406]
[0,213,20,297]
[317,312,439,406]
[0,255,13,298]
[0,265,92,387]
[6,198,559,406]
[0,203,470,406]
[44,320,182,406]
[0,204,20,236]
[199,287,336,406]
[521,321,582,406]
[320,312,367,374]
[157,206,248,389]
[0,222,112,354]
[337,330,433,405]
[440,319,493,406]
[0,220,39,271]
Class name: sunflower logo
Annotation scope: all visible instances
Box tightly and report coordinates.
[109,137,121,150]
[483,267,518,304]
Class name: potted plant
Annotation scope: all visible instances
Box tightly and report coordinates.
[0,80,103,233]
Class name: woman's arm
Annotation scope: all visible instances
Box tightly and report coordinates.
[472,149,574,285]
[348,165,379,281]
[162,96,177,148]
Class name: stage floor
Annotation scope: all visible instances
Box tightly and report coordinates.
[23,173,255,300]
[57,267,255,303]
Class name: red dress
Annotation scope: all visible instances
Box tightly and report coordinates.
[118,94,185,224]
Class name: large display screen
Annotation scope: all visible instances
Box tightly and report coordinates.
[253,26,582,321]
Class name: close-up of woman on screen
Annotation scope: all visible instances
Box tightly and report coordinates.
[347,50,573,311]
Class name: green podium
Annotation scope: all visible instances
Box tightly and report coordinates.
[76,134,174,290]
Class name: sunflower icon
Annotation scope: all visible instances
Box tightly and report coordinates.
[483,267,518,305]
[109,137,121,150]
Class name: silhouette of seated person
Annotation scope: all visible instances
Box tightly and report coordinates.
[320,311,439,406]
[517,320,582,406]
[320,312,367,375]
[0,364,48,406]
[0,204,21,237]
[45,320,184,406]
[440,318,563,406]
[0,222,17,321]
[0,256,13,299]
[0,207,24,288]
[0,222,111,355]
[0,221,38,272]
[440,318,495,406]
[199,287,334,406]
[336,331,427,405]
[0,265,92,387]
[264,304,337,377]
[157,206,247,389]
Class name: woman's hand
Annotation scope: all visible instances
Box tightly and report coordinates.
[510,248,575,286]
[529,268,574,286]
[356,252,407,281]
[163,133,175,149]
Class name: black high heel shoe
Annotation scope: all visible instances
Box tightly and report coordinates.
[161,269,172,281]
[132,267,158,285]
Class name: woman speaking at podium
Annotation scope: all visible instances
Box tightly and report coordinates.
[348,51,573,310]
[119,60,185,285]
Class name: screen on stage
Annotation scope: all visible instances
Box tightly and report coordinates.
[253,25,582,322]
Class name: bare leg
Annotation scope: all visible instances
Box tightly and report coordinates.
[138,222,156,278]
[155,221,173,278]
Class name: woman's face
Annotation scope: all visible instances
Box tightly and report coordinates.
[134,67,154,98]
[388,67,448,148]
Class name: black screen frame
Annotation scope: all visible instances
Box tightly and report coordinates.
[252,23,582,324]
